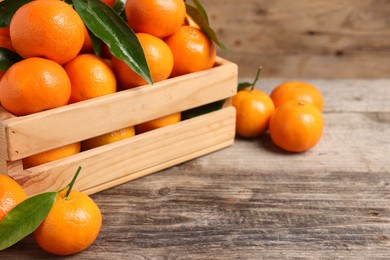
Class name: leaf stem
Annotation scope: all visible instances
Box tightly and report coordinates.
[250,66,263,91]
[64,166,82,199]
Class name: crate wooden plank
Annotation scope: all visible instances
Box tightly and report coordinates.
[11,106,236,196]
[2,57,238,161]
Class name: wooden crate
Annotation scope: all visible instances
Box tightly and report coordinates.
[0,57,238,196]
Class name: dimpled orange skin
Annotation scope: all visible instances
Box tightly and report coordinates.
[0,57,71,116]
[9,0,85,65]
[165,26,216,77]
[0,175,27,222]
[135,113,181,134]
[269,100,324,152]
[232,89,275,138]
[34,190,102,256]
[270,81,324,112]
[64,54,117,103]
[125,0,186,39]
[111,33,173,89]
[23,142,81,169]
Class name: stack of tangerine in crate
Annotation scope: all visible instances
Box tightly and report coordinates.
[0,0,238,196]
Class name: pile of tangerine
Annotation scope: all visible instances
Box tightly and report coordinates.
[0,0,216,168]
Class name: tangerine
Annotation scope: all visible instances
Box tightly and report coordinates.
[0,57,71,116]
[64,54,117,103]
[34,189,102,256]
[135,113,181,134]
[0,175,27,222]
[9,0,85,64]
[125,0,186,38]
[81,126,135,151]
[269,100,324,152]
[232,89,275,138]
[165,26,216,77]
[23,142,81,169]
[270,81,324,111]
[111,33,173,89]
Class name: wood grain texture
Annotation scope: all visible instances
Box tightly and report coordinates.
[2,79,390,259]
[202,0,390,78]
[15,107,235,197]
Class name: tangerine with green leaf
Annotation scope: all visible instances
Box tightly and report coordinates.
[111,33,173,89]
[34,167,102,256]
[232,68,275,138]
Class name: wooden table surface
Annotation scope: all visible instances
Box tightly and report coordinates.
[3,79,390,259]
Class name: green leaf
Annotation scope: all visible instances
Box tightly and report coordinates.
[0,0,32,27]
[0,47,22,72]
[182,99,226,120]
[237,82,251,92]
[72,0,152,84]
[189,0,209,24]
[185,4,228,53]
[112,0,126,20]
[87,28,102,57]
[0,192,57,251]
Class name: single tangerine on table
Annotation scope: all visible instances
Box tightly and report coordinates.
[233,89,275,138]
[64,54,117,103]
[165,26,216,77]
[34,189,102,256]
[232,68,275,138]
[135,113,181,134]
[270,81,324,111]
[111,33,173,89]
[9,0,85,65]
[0,175,27,222]
[81,126,136,151]
[269,100,324,152]
[0,57,71,116]
[23,142,81,169]
[125,0,186,38]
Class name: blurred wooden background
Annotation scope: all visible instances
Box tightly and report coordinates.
[202,0,390,78]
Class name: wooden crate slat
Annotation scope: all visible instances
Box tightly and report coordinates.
[11,106,236,196]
